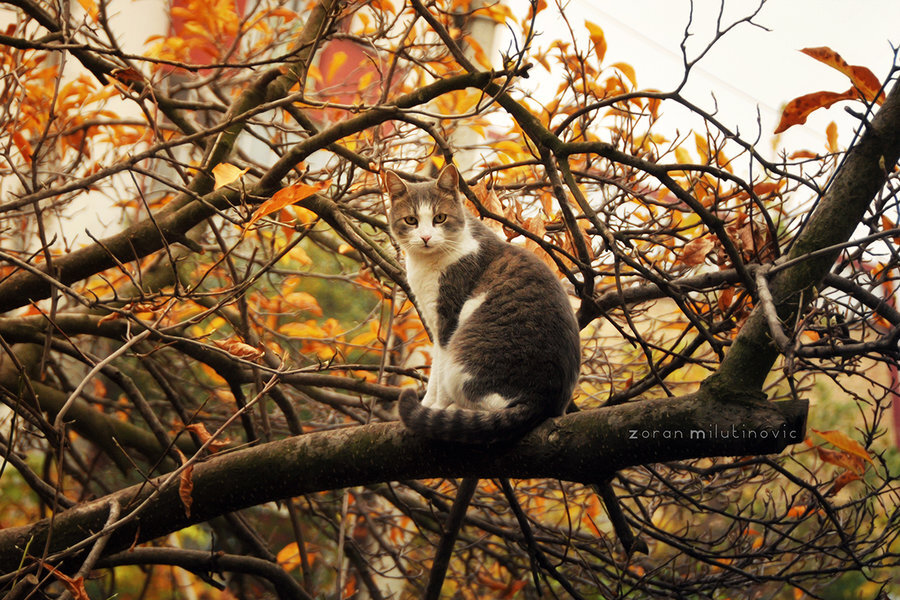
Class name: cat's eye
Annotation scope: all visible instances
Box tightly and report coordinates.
[433,214,447,224]
[403,216,418,226]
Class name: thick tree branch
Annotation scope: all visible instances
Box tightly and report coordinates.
[715,81,900,390]
[0,388,806,575]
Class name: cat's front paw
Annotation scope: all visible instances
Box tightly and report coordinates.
[398,388,422,427]
[420,389,438,408]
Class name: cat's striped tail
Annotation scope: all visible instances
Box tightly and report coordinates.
[397,388,545,444]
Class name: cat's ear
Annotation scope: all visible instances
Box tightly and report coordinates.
[383,170,408,198]
[436,164,459,192]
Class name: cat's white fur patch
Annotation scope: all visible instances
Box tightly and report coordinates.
[480,392,512,411]
[457,292,487,330]
[435,354,472,409]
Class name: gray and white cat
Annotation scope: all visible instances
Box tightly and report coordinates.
[385,165,581,443]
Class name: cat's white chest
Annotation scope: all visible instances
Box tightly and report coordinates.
[405,258,442,336]
[403,228,480,342]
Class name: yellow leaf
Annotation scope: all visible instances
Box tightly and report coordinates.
[289,245,313,266]
[584,20,607,64]
[278,320,328,338]
[75,0,98,20]
[825,121,839,153]
[284,291,322,316]
[464,35,493,70]
[610,62,636,88]
[326,51,347,82]
[492,140,526,162]
[277,542,303,571]
[250,180,329,226]
[694,132,709,161]
[350,329,379,347]
[291,205,319,225]
[212,163,249,190]
[674,146,692,165]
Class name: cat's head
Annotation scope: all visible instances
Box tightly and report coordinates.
[385,165,469,256]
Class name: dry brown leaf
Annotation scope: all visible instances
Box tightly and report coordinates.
[812,428,874,466]
[681,236,715,266]
[178,449,194,518]
[212,338,265,361]
[186,422,230,453]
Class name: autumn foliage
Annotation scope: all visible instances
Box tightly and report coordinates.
[0,0,899,598]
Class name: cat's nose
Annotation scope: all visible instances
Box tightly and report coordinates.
[420,235,432,245]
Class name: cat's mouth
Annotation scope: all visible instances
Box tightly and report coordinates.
[412,240,440,252]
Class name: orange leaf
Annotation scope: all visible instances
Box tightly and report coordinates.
[526,0,546,20]
[584,20,607,64]
[75,0,98,20]
[800,47,884,103]
[277,542,303,571]
[283,291,323,316]
[786,504,814,519]
[250,180,329,225]
[12,131,33,164]
[185,423,230,452]
[46,566,89,600]
[212,163,249,190]
[825,121,839,153]
[774,89,857,134]
[881,215,900,246]
[812,429,874,466]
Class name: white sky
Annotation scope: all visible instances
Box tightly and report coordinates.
[502,0,900,156]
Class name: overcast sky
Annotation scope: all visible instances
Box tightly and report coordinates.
[502,0,900,156]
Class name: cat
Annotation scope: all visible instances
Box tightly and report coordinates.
[385,164,581,443]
